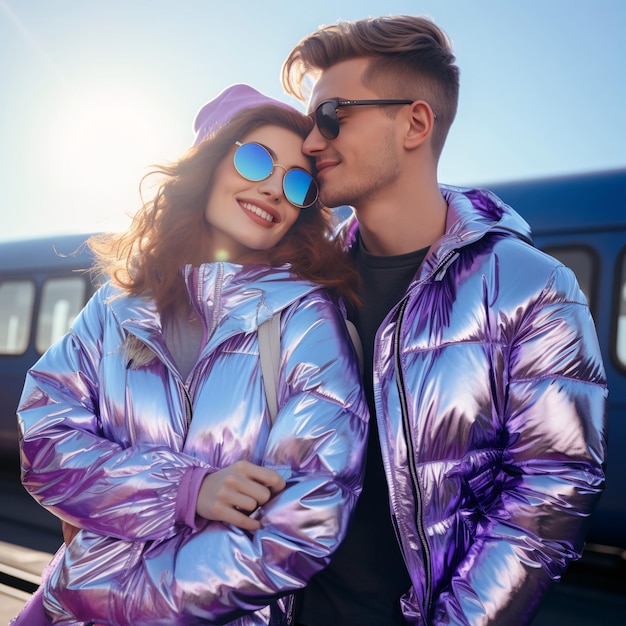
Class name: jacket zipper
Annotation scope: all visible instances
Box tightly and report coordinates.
[285,593,295,625]
[124,331,193,434]
[390,247,460,616]
[394,297,433,615]
[181,382,193,430]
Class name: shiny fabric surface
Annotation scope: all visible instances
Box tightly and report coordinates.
[18,263,368,625]
[343,185,607,625]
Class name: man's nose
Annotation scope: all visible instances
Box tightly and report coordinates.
[302,125,328,155]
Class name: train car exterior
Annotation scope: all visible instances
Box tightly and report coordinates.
[0,233,97,458]
[0,169,624,550]
[486,169,625,550]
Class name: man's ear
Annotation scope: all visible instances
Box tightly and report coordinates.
[403,101,436,149]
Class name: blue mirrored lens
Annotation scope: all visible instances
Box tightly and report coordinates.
[234,142,318,208]
[284,169,318,207]
[234,143,273,181]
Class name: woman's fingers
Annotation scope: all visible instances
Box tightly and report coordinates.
[230,490,260,513]
[238,461,287,495]
[195,461,286,528]
[213,502,262,531]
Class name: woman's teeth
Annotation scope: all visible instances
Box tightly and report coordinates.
[242,202,274,222]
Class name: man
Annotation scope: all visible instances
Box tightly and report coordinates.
[281,15,607,625]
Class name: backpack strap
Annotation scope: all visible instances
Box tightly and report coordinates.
[344,319,363,367]
[258,314,363,426]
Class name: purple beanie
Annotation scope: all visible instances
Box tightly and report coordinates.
[193,84,301,146]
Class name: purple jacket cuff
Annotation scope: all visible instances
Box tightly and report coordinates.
[176,466,213,530]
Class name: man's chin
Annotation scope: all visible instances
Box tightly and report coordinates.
[320,190,348,210]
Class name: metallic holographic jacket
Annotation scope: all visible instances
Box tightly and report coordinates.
[342,186,607,625]
[17,263,368,625]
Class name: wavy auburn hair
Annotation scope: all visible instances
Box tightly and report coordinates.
[88,105,359,314]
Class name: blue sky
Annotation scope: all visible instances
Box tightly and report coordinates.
[1,0,624,241]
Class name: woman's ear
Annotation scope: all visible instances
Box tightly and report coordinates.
[403,101,437,150]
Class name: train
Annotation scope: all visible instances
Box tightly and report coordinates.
[1,168,624,550]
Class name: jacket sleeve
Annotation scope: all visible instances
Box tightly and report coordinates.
[43,295,369,626]
[18,286,213,541]
[433,264,607,624]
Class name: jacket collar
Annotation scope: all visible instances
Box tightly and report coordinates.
[182,262,320,349]
[107,262,321,353]
[342,185,532,280]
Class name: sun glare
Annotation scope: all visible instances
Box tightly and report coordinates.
[42,85,187,234]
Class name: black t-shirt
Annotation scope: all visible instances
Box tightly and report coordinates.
[295,236,428,626]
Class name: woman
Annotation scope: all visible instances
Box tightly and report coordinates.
[14,84,368,625]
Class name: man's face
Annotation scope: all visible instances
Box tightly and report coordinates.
[303,57,403,210]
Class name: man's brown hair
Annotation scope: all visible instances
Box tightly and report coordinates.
[282,15,460,158]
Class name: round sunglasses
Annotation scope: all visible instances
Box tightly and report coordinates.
[313,99,416,140]
[233,141,319,208]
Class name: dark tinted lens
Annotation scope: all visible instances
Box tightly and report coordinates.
[283,169,318,208]
[233,143,273,181]
[316,101,340,139]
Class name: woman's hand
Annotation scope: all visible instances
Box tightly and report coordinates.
[196,460,286,531]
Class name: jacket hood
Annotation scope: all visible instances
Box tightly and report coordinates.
[439,184,532,245]
[341,185,533,269]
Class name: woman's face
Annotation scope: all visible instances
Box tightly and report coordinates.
[204,124,312,262]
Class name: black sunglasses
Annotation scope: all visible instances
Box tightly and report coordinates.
[313,99,415,140]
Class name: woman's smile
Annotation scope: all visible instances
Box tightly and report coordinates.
[239,199,279,225]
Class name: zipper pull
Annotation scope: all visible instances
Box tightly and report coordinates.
[434,250,460,281]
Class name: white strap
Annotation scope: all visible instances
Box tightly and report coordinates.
[344,319,363,368]
[258,314,363,427]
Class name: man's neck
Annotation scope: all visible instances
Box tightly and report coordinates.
[356,180,447,256]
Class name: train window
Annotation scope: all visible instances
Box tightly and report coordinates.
[543,246,595,310]
[617,253,626,369]
[0,280,35,355]
[35,277,87,353]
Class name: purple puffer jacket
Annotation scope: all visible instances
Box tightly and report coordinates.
[343,185,607,625]
[16,262,368,625]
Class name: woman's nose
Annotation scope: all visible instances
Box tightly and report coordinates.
[257,167,284,202]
